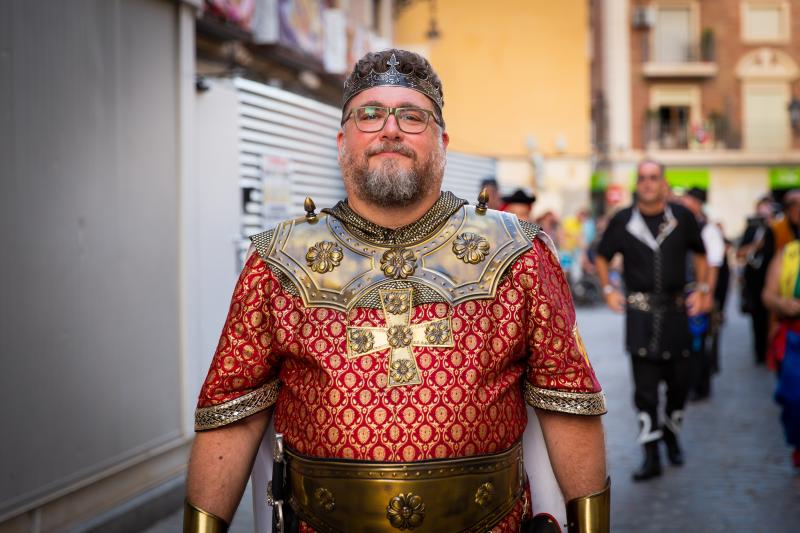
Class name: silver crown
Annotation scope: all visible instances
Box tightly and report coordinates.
[343,53,443,111]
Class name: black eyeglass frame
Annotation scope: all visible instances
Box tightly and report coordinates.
[341,106,444,133]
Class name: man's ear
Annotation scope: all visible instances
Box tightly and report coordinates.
[336,130,345,164]
[441,130,449,149]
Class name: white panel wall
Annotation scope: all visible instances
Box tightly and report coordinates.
[233,77,496,246]
[185,79,245,432]
[235,77,344,241]
[443,151,497,204]
[0,0,183,522]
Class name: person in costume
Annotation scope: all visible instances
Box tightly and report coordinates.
[595,160,710,482]
[184,49,609,533]
[680,187,726,400]
[759,191,800,370]
[501,189,537,222]
[737,196,776,365]
[762,238,800,468]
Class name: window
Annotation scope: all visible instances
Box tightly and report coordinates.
[743,83,790,151]
[653,6,693,62]
[647,85,701,150]
[742,1,790,42]
[657,106,691,149]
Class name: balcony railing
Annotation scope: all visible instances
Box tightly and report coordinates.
[643,113,740,151]
[642,37,718,78]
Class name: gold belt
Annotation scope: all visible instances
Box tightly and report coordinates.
[285,441,525,533]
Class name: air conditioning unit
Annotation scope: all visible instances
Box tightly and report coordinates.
[632,6,655,29]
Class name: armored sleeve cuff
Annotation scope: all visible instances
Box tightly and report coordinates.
[183,500,229,532]
[566,478,610,533]
[194,379,280,431]
[523,381,607,416]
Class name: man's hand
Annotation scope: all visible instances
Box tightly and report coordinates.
[686,291,711,316]
[603,288,625,313]
[186,409,271,523]
[686,291,702,316]
[779,297,800,317]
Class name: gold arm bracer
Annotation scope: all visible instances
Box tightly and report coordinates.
[566,478,610,533]
[183,500,229,533]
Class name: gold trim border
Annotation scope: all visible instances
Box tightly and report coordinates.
[194,380,280,431]
[524,381,607,416]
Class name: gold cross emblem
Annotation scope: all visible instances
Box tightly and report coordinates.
[346,288,454,387]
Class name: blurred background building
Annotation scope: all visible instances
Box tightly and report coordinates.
[395,0,594,218]
[592,0,800,237]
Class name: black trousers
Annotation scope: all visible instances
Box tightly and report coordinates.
[751,301,769,364]
[690,331,711,397]
[631,355,691,441]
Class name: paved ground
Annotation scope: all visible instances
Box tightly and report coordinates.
[148,303,800,532]
[585,303,800,532]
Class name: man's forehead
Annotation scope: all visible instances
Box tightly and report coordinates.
[638,161,663,176]
[347,86,434,109]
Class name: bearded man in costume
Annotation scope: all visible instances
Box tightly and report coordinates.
[184,49,609,533]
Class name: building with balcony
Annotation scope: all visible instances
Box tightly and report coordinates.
[592,0,800,236]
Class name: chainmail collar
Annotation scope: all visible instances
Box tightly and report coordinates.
[322,191,467,247]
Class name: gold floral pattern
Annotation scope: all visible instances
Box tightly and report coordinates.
[384,292,411,315]
[424,320,451,345]
[389,359,417,383]
[387,325,413,348]
[380,248,417,279]
[349,329,375,354]
[314,487,336,513]
[452,232,490,264]
[305,241,344,274]
[474,482,495,507]
[386,492,425,530]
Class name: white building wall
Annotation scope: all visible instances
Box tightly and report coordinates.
[0,0,202,529]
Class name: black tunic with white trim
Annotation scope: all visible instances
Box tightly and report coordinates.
[598,202,705,360]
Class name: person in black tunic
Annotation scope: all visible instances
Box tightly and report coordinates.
[595,159,710,481]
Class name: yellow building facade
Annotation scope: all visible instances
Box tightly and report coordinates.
[394,0,592,215]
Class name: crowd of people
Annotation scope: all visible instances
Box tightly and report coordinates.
[742,191,800,468]
[485,166,800,476]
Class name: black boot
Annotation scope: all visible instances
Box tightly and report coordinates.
[632,441,662,481]
[662,427,684,466]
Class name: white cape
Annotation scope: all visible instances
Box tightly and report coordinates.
[249,406,566,532]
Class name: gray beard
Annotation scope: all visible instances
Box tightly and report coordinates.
[342,143,445,208]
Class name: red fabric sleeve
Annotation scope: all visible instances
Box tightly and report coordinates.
[521,238,602,393]
[197,251,283,408]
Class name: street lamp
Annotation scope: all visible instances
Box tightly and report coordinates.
[426,0,441,41]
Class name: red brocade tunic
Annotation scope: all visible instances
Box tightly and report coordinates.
[195,196,604,532]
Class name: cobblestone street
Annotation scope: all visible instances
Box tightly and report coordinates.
[584,303,800,532]
[148,303,800,532]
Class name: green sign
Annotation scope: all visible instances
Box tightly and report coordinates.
[769,167,800,190]
[591,170,609,191]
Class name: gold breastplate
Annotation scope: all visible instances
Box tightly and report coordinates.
[251,206,536,311]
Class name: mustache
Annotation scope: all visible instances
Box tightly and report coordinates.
[365,142,415,158]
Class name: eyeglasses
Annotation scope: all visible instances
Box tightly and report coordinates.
[341,106,442,134]
[637,173,662,182]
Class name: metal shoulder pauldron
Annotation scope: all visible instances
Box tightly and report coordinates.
[251,206,535,311]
